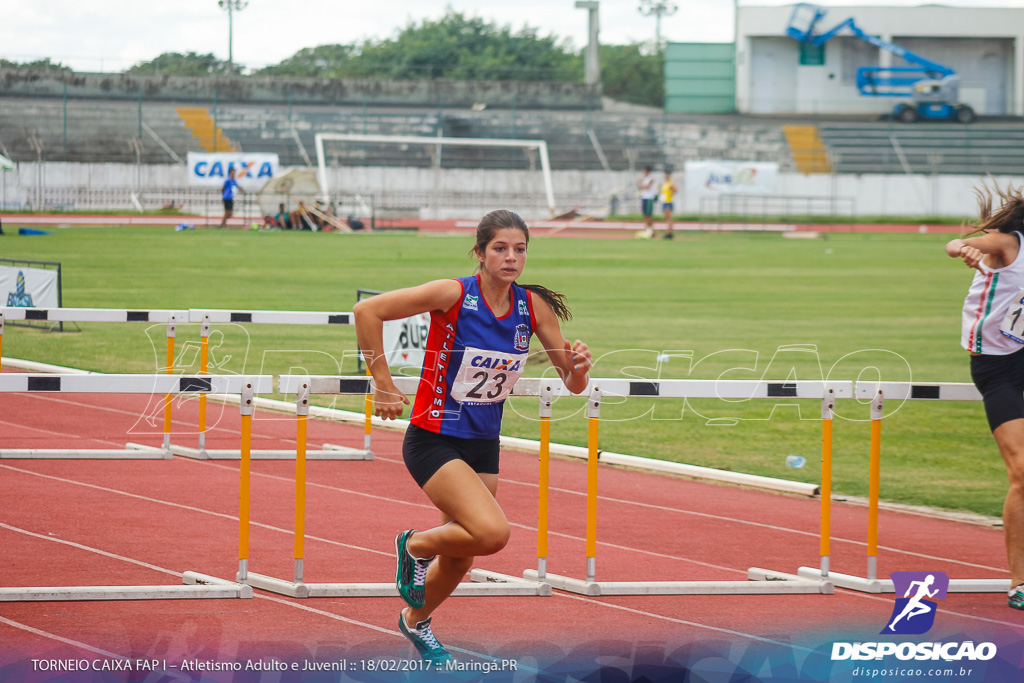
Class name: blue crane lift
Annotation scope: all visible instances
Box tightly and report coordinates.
[786,3,975,123]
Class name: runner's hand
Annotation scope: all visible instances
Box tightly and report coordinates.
[373,382,410,420]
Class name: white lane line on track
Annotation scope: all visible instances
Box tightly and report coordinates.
[2,407,1008,575]
[0,523,532,671]
[185,460,748,575]
[371,454,1009,574]
[0,616,129,661]
[0,418,124,447]
[0,522,185,577]
[552,592,821,655]
[2,453,1006,580]
[0,464,393,558]
[5,393,293,444]
[2,394,902,558]
[0,521,808,664]
[843,591,1024,631]
[186,457,1009,576]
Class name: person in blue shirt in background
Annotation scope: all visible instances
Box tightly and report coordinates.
[218,167,243,228]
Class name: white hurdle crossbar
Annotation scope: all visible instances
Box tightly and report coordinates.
[175,309,370,461]
[796,381,1010,594]
[522,379,845,596]
[1,307,189,457]
[0,373,272,601]
[240,375,552,598]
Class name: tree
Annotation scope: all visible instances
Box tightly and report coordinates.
[355,11,580,80]
[254,45,356,78]
[126,52,233,76]
[0,58,70,72]
[599,44,664,107]
[257,10,581,82]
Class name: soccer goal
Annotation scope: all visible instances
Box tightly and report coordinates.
[314,133,557,220]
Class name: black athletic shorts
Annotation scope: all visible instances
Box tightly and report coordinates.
[970,346,1024,431]
[402,423,500,488]
[223,199,234,211]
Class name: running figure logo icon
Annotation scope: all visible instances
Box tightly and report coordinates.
[881,571,949,635]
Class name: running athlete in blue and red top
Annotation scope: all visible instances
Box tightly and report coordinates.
[354,209,592,662]
[946,182,1024,612]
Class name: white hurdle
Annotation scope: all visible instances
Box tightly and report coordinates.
[796,381,1011,594]
[174,309,371,461]
[238,374,552,599]
[0,373,272,601]
[520,379,844,596]
[1,307,188,458]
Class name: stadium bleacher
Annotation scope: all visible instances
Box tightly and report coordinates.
[1,90,1021,177]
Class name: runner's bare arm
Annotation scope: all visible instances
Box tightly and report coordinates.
[530,295,592,395]
[353,280,462,419]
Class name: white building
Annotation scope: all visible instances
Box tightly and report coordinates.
[736,4,1024,117]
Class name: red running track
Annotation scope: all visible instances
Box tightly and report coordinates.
[1,377,1022,681]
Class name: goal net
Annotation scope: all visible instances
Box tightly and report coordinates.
[314,133,557,222]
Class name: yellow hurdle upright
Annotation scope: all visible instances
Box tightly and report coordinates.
[198,319,209,451]
[819,388,835,576]
[294,383,310,583]
[163,316,177,451]
[867,390,884,582]
[585,386,602,583]
[537,384,554,579]
[238,383,255,581]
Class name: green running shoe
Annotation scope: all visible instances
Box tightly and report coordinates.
[395,530,432,609]
[399,613,453,664]
[1009,584,1024,610]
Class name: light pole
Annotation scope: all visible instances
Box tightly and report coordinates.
[218,0,249,73]
[637,0,678,51]
[575,1,601,86]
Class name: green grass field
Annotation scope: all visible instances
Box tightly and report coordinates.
[0,225,1005,518]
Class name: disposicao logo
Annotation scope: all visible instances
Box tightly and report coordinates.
[831,571,997,663]
[882,571,948,635]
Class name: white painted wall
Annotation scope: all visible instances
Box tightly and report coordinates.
[737,4,1024,116]
[2,162,1022,220]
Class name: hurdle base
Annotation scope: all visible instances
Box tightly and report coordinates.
[244,572,310,598]
[0,443,169,460]
[796,567,1010,594]
[526,569,831,596]
[170,444,372,460]
[1,575,250,602]
[242,571,548,598]
[747,567,835,594]
[181,571,254,598]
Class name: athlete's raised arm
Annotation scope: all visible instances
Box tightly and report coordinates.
[530,293,592,395]
[353,279,463,419]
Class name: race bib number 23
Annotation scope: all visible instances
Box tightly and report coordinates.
[450,347,528,404]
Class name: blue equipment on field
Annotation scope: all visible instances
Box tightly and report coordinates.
[786,3,975,124]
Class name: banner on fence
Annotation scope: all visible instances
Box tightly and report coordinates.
[685,161,779,195]
[383,313,431,370]
[1,265,59,308]
[356,290,430,371]
[187,153,279,189]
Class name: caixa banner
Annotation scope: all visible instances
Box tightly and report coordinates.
[186,153,279,189]
[685,160,778,195]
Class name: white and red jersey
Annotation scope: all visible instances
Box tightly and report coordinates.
[961,231,1024,355]
[411,274,534,439]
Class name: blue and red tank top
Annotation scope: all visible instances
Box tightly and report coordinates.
[411,274,534,439]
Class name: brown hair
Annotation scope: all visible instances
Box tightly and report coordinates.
[964,181,1024,237]
[471,209,572,321]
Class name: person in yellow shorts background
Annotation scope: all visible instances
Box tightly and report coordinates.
[661,171,679,240]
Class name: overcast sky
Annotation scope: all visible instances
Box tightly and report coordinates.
[4,1,1023,73]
